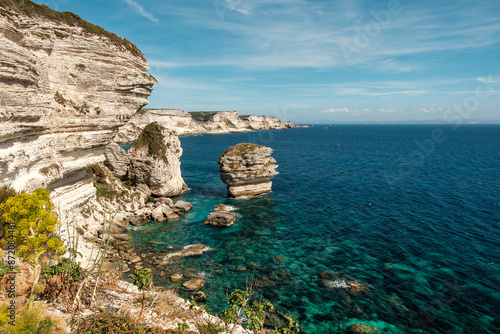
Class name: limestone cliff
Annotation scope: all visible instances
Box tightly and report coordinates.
[218,143,278,198]
[127,122,186,197]
[115,109,305,142]
[0,2,156,212]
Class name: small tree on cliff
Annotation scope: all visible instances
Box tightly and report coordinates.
[130,268,152,323]
[0,188,66,310]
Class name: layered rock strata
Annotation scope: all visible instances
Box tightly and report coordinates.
[0,3,156,212]
[115,109,306,142]
[126,122,187,197]
[218,143,278,198]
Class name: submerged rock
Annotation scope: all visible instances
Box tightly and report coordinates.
[183,277,204,290]
[346,323,381,334]
[204,211,237,227]
[218,143,278,198]
[191,291,207,302]
[214,203,229,211]
[160,244,213,265]
[170,274,184,282]
[173,200,192,212]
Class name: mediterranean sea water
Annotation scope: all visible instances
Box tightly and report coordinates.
[128,125,500,333]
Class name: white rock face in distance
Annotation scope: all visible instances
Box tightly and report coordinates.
[218,143,278,198]
[114,109,304,142]
[0,10,156,211]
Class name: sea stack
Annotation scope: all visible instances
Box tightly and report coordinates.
[218,143,278,198]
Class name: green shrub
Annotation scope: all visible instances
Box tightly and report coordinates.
[54,30,68,38]
[73,312,181,333]
[0,303,66,334]
[196,317,226,334]
[53,91,68,106]
[41,257,83,282]
[0,258,19,277]
[221,143,265,158]
[0,185,19,238]
[132,122,168,161]
[220,288,299,333]
[189,111,218,121]
[86,164,107,183]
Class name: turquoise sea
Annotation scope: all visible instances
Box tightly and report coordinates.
[128,125,500,333]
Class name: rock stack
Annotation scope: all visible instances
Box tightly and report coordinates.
[218,143,278,198]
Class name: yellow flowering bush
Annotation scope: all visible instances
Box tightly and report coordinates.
[0,188,66,309]
[1,188,65,264]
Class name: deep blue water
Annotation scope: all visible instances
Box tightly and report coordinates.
[128,125,500,333]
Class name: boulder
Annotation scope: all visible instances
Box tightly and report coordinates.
[129,256,142,263]
[214,203,228,211]
[191,291,207,302]
[346,323,381,334]
[135,183,151,202]
[98,221,127,235]
[204,211,237,227]
[170,274,185,282]
[155,197,174,207]
[114,233,130,241]
[173,200,192,212]
[151,206,166,221]
[160,244,212,264]
[104,142,130,180]
[160,204,174,216]
[218,143,278,198]
[183,277,204,290]
[127,217,141,226]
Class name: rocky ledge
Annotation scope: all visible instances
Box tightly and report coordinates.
[218,143,278,198]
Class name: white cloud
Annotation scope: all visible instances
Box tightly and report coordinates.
[477,76,500,83]
[417,107,443,113]
[123,0,159,24]
[377,108,397,113]
[152,1,500,72]
[321,107,356,114]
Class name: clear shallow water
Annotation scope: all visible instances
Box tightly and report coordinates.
[128,125,500,333]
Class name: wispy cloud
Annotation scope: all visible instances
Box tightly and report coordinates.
[477,76,500,84]
[123,0,159,24]
[152,0,500,72]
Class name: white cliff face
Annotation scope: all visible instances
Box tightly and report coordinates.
[0,11,156,208]
[127,123,186,197]
[115,109,303,142]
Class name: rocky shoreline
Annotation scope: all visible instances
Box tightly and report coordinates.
[0,2,305,332]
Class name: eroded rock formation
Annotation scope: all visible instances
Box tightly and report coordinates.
[127,122,186,197]
[218,143,278,198]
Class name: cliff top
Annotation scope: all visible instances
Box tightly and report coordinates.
[0,0,144,59]
[131,122,168,161]
[220,143,267,158]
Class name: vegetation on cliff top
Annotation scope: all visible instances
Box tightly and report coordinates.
[0,0,144,59]
[132,122,169,161]
[221,143,266,158]
[189,111,218,121]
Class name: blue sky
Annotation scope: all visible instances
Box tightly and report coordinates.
[34,0,500,123]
